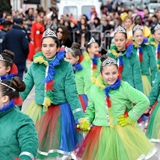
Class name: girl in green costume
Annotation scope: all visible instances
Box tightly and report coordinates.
[146,71,160,158]
[107,26,143,93]
[149,24,160,71]
[75,55,158,160]
[132,24,157,97]
[20,28,89,159]
[0,76,38,160]
[81,37,101,84]
[65,42,92,112]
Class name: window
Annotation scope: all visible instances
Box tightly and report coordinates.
[63,6,78,19]
[82,6,92,17]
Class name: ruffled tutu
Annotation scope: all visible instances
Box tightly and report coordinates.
[146,101,160,143]
[23,101,82,159]
[142,75,151,97]
[75,125,157,160]
[78,94,88,112]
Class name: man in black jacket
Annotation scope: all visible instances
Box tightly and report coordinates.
[3,18,29,78]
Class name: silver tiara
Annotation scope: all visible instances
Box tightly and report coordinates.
[101,57,117,67]
[42,28,57,38]
[88,37,96,45]
[133,24,143,32]
[114,26,126,34]
[0,55,12,63]
[65,47,74,53]
[154,24,160,31]
[0,79,15,92]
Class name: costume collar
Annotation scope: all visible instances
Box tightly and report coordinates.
[73,63,83,73]
[0,100,15,117]
[133,38,149,48]
[150,37,158,47]
[1,73,15,80]
[109,40,133,58]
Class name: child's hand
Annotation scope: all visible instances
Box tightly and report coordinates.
[77,118,91,131]
[118,115,135,127]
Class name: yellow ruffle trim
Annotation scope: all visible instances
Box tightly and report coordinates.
[150,41,158,47]
[43,97,52,111]
[110,49,122,58]
[34,56,48,66]
[95,75,106,89]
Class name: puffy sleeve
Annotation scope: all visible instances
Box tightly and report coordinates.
[148,72,160,107]
[123,82,149,121]
[17,113,38,160]
[85,87,95,123]
[64,62,84,120]
[20,63,34,102]
[131,51,144,93]
[148,45,157,82]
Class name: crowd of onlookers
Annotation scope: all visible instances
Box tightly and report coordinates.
[0,1,160,68]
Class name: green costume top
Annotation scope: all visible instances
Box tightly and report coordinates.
[81,51,101,84]
[133,40,157,82]
[107,44,143,92]
[0,100,38,160]
[20,51,84,120]
[85,76,149,126]
[148,72,160,106]
[149,37,160,71]
[73,62,92,98]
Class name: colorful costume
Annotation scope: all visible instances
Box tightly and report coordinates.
[81,51,101,84]
[73,60,92,112]
[28,21,45,61]
[146,72,160,142]
[75,76,157,160]
[149,37,160,71]
[107,42,143,92]
[133,38,157,96]
[20,50,84,159]
[0,100,38,160]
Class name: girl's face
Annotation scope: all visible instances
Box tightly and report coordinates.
[114,33,127,51]
[65,52,79,65]
[0,61,10,76]
[124,19,132,28]
[41,37,59,59]
[133,29,144,45]
[153,29,160,43]
[88,42,99,55]
[101,65,118,85]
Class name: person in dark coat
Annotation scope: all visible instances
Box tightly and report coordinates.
[2,18,29,78]
[0,20,13,53]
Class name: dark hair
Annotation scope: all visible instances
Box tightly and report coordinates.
[1,49,14,68]
[70,42,82,57]
[100,55,118,73]
[56,25,69,44]
[42,36,60,48]
[134,15,142,25]
[0,76,26,100]
[85,41,98,53]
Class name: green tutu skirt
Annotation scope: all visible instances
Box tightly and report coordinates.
[146,101,160,143]
[142,75,152,97]
[75,125,158,160]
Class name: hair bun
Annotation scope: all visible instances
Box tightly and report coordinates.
[71,42,80,50]
[1,49,15,60]
[100,54,109,62]
[12,76,26,92]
